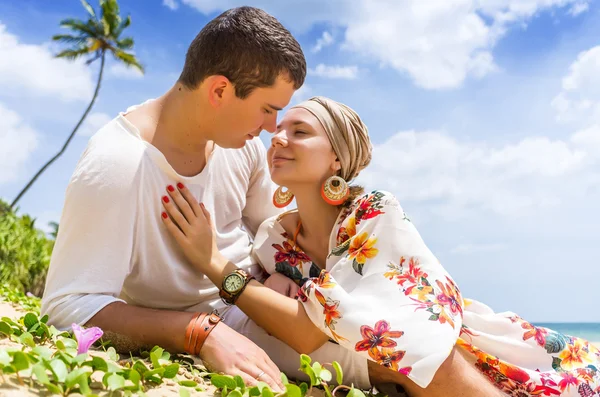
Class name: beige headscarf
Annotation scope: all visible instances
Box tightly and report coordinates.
[290,96,372,181]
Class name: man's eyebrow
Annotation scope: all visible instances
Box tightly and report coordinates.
[267,103,283,111]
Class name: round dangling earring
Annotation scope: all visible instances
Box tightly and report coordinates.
[273,186,294,208]
[321,176,349,206]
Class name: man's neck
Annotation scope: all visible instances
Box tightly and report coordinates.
[133,84,214,177]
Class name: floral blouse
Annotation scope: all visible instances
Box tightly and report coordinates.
[252,190,600,395]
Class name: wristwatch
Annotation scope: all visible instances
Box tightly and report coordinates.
[219,268,255,305]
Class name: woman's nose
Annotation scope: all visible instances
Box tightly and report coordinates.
[271,130,287,147]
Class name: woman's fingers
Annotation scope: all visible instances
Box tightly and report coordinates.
[176,182,203,218]
[161,194,192,235]
[166,184,196,226]
[160,211,187,245]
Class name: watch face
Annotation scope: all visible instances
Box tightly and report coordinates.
[224,273,244,293]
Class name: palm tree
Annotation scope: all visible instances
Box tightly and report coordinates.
[10,0,143,209]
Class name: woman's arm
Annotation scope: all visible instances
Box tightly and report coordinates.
[160,183,330,354]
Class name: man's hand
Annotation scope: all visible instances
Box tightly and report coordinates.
[200,321,285,392]
[263,273,300,298]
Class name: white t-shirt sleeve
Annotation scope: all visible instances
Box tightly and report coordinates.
[41,141,138,331]
[241,140,282,238]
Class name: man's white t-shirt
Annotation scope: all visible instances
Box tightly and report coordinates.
[41,107,281,330]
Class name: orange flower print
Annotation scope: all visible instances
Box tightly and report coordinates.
[521,321,548,348]
[435,276,463,318]
[336,216,356,246]
[369,347,406,371]
[348,232,378,275]
[384,257,428,293]
[355,320,404,352]
[314,290,347,342]
[354,192,385,224]
[315,270,336,289]
[559,339,594,370]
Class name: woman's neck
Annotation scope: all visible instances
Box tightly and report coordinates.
[292,185,341,247]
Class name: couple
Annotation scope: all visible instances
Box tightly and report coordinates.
[41,6,599,397]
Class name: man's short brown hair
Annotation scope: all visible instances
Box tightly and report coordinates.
[179,6,306,98]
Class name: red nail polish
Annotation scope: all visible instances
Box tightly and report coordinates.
[177,182,184,189]
[167,185,175,192]
[162,196,169,203]
[161,212,168,219]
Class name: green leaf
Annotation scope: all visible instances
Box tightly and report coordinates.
[332,361,343,385]
[248,386,261,396]
[347,387,367,397]
[31,362,50,384]
[320,369,332,383]
[150,347,163,368]
[133,360,148,375]
[80,0,97,19]
[107,373,126,391]
[300,354,312,365]
[323,384,333,397]
[299,382,308,396]
[179,380,198,387]
[107,346,119,361]
[72,353,88,365]
[229,391,244,397]
[66,367,91,388]
[18,331,35,347]
[0,349,11,366]
[211,374,237,389]
[23,313,38,330]
[256,382,269,392]
[280,372,289,385]
[261,387,274,397]
[32,346,53,360]
[285,384,302,397]
[128,368,141,386]
[45,383,63,395]
[234,374,245,390]
[50,358,68,383]
[85,356,108,372]
[179,388,191,397]
[299,360,317,386]
[77,373,92,395]
[11,351,30,372]
[0,321,13,336]
[163,363,180,378]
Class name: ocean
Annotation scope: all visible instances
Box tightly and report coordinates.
[534,323,600,343]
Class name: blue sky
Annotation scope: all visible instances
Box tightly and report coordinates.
[1,0,599,322]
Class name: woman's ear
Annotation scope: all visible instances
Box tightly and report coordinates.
[332,158,342,173]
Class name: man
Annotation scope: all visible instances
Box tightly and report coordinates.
[42,6,371,391]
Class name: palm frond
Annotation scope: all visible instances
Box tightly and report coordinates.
[113,50,144,73]
[116,37,133,50]
[101,0,121,35]
[113,15,131,38]
[59,18,101,38]
[80,0,97,20]
[55,46,94,60]
[52,34,88,45]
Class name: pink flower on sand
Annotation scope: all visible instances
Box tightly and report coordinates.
[71,323,103,355]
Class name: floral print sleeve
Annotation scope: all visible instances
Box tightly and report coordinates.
[298,191,463,388]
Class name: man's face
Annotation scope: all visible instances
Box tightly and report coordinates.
[214,75,297,149]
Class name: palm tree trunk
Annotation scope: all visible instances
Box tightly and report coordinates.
[11,51,106,209]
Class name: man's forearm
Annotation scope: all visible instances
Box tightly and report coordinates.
[86,301,196,354]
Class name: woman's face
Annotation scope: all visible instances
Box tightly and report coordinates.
[267,107,340,189]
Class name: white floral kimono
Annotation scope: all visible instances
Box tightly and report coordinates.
[252,190,600,396]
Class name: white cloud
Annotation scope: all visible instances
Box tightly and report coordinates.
[312,31,334,53]
[0,23,94,102]
[451,243,507,254]
[0,103,39,184]
[79,112,113,137]
[568,1,589,15]
[552,46,600,125]
[180,0,589,89]
[308,64,358,79]
[108,63,144,80]
[358,130,592,217]
[163,0,179,10]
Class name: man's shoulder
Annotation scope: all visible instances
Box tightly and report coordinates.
[71,117,146,192]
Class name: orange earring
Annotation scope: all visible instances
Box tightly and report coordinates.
[321,176,349,206]
[273,186,294,208]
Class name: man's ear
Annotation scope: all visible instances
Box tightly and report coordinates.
[207,75,232,108]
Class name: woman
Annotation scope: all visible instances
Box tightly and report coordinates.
[160,96,600,396]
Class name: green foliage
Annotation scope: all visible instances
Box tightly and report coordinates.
[0,200,55,296]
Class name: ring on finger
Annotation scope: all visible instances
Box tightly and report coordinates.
[256,371,266,381]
